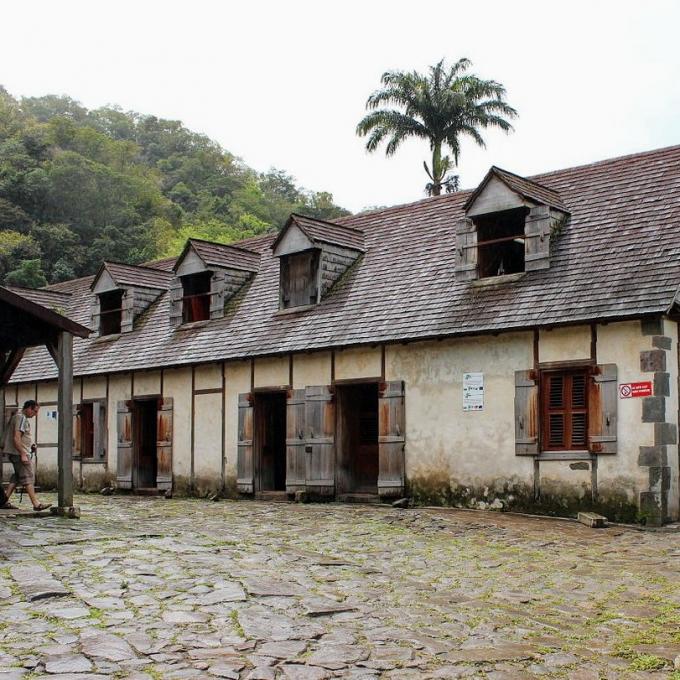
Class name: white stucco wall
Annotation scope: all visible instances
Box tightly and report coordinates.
[385,332,535,487]
[253,356,288,388]
[335,346,381,380]
[224,361,251,480]
[538,325,591,363]
[193,392,223,480]
[194,364,222,391]
[292,352,332,389]
[82,376,107,400]
[596,321,653,503]
[133,371,161,397]
[162,368,192,479]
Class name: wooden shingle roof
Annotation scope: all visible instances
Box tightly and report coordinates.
[464,165,568,212]
[177,239,261,273]
[9,144,680,383]
[272,214,365,252]
[91,262,173,291]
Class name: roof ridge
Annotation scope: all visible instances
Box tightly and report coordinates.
[103,260,174,274]
[8,284,71,297]
[529,143,680,182]
[188,237,261,255]
[291,212,364,234]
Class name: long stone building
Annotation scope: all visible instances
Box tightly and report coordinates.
[3,145,679,525]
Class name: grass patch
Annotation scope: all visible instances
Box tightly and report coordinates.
[629,653,666,671]
[229,609,245,637]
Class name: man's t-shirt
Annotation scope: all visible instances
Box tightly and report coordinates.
[2,413,31,456]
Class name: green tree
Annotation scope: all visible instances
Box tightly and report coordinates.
[356,58,517,196]
[5,258,47,287]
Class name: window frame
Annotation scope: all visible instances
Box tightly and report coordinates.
[473,207,528,279]
[180,271,212,324]
[279,248,321,310]
[540,367,590,452]
[98,290,124,336]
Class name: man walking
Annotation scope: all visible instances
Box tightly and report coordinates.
[1,400,51,511]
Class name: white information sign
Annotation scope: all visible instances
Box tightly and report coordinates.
[463,372,484,411]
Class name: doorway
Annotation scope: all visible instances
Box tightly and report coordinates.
[336,382,379,495]
[254,392,287,492]
[134,399,158,489]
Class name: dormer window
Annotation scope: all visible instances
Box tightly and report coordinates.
[475,207,527,278]
[181,271,211,323]
[170,239,260,328]
[98,290,123,336]
[272,214,364,311]
[280,250,320,309]
[455,167,569,282]
[90,262,171,337]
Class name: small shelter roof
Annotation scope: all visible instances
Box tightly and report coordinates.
[0,286,90,351]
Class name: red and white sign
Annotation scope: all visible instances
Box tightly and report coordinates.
[619,381,653,399]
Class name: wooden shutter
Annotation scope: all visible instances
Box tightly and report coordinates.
[454,217,478,281]
[169,278,183,327]
[90,296,101,338]
[589,364,617,454]
[378,380,405,497]
[156,397,173,490]
[304,385,335,496]
[116,400,133,488]
[515,370,539,455]
[2,406,18,460]
[286,388,306,493]
[92,400,107,460]
[209,271,226,320]
[524,205,552,271]
[73,405,82,458]
[237,393,254,493]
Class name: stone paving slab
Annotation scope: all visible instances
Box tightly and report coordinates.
[1,493,680,678]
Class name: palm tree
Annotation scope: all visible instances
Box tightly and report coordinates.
[356,59,517,196]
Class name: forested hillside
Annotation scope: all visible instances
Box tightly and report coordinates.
[0,88,349,287]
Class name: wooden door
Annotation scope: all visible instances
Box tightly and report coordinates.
[286,389,306,493]
[305,385,335,496]
[378,380,405,497]
[237,393,254,493]
[116,400,133,488]
[156,397,173,491]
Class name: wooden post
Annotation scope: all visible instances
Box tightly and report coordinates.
[55,331,77,516]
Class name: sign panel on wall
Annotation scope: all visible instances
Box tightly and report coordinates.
[463,372,484,411]
[618,381,652,399]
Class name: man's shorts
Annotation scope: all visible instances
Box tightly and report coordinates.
[9,455,34,486]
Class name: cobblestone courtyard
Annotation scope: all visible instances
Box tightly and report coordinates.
[1,495,679,679]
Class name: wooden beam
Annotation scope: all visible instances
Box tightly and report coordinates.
[56,331,74,511]
[0,348,25,386]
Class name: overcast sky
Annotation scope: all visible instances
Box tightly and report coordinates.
[3,0,680,213]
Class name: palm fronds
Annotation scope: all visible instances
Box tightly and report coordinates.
[357,58,517,195]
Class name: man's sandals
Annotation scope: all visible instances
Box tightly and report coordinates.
[33,503,52,512]
[1,502,19,510]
